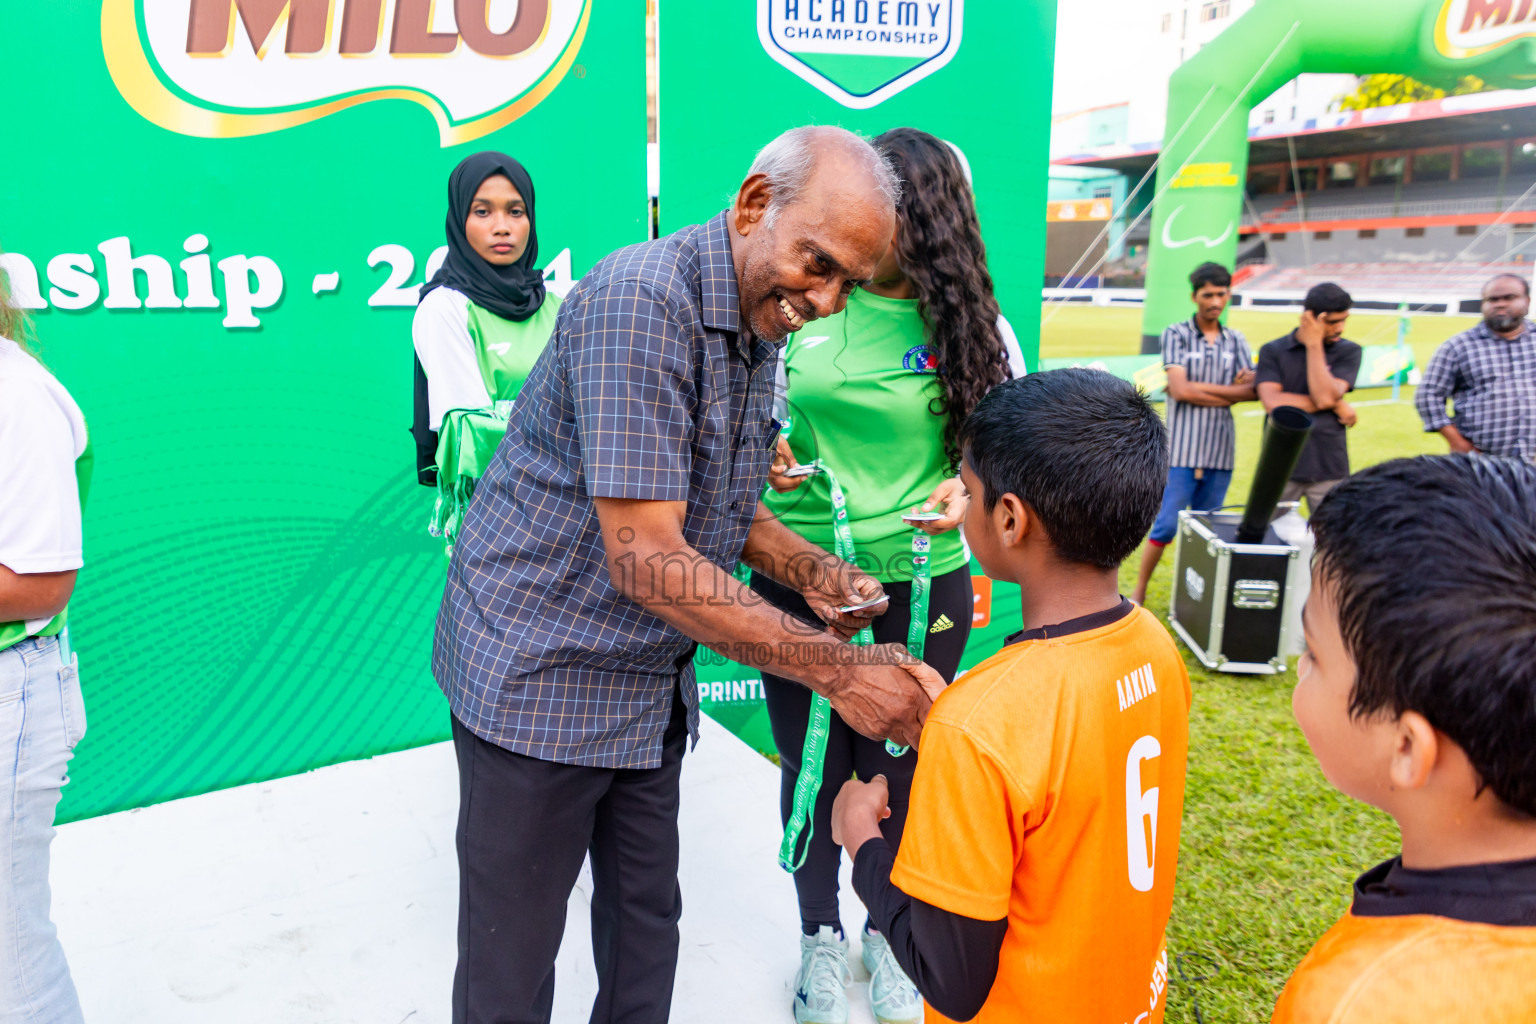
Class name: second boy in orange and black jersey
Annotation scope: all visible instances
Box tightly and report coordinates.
[1273,856,1536,1023]
[1275,455,1536,1023]
[832,369,1187,1024]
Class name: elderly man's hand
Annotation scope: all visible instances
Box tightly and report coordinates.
[826,644,940,749]
[801,562,888,641]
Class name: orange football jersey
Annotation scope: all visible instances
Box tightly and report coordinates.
[892,602,1191,1024]
[1273,911,1536,1022]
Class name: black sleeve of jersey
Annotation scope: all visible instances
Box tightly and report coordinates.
[852,837,1008,1022]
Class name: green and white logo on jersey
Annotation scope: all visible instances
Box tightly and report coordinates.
[757,0,963,109]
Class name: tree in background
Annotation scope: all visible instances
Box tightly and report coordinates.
[1337,74,1492,111]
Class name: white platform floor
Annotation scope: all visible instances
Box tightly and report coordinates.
[51,717,887,1023]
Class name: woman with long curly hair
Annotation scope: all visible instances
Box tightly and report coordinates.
[753,127,1023,1024]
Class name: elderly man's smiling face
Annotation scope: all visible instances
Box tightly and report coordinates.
[729,150,896,343]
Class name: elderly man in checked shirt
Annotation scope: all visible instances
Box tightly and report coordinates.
[1417,274,1536,463]
[432,126,944,1024]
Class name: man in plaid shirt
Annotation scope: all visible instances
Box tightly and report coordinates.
[434,127,941,1024]
[1417,274,1536,462]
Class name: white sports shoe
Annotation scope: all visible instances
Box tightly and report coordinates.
[792,926,852,1024]
[862,929,923,1024]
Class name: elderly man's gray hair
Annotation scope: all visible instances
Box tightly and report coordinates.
[747,126,901,228]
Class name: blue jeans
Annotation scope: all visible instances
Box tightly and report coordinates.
[0,635,85,1024]
[1149,467,1233,545]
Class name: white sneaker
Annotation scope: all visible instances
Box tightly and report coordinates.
[793,925,852,1024]
[861,929,923,1024]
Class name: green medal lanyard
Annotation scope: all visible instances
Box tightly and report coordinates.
[777,459,932,873]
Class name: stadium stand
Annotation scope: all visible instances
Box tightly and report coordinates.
[1244,177,1536,227]
[1052,88,1536,306]
[1241,260,1529,300]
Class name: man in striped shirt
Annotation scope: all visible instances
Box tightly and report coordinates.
[1132,262,1256,606]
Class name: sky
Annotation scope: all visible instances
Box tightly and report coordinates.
[1051,0,1156,115]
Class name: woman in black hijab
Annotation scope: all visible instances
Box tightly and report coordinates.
[411,151,558,483]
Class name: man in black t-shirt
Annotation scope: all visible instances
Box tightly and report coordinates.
[1255,283,1363,513]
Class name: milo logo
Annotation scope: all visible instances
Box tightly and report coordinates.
[103,0,590,144]
[1435,0,1536,57]
[757,0,964,109]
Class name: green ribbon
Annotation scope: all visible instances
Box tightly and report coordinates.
[776,459,933,873]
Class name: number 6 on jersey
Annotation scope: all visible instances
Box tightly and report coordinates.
[1125,734,1161,893]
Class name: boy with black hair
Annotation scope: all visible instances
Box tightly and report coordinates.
[1133,261,1256,605]
[1274,454,1536,1022]
[1255,283,1362,513]
[832,368,1192,1024]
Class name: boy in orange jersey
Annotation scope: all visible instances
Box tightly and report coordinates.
[1272,454,1536,1023]
[832,368,1191,1024]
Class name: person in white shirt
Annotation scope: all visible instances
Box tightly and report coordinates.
[0,281,90,1024]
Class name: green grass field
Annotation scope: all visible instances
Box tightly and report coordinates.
[1038,305,1467,1022]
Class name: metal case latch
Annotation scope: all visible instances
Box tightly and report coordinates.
[1232,579,1281,610]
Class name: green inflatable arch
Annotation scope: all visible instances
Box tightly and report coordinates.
[1141,0,1536,351]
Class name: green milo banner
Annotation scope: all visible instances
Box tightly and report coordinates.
[661,0,1054,367]
[1142,0,1536,350]
[1,1,645,821]
[659,0,1058,754]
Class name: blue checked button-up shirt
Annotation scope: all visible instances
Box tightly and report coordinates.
[1416,319,1536,462]
[433,212,782,768]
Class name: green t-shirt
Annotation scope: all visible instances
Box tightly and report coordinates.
[468,293,561,404]
[762,288,966,583]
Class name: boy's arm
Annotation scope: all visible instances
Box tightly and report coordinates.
[853,838,1007,1022]
[836,777,1006,1021]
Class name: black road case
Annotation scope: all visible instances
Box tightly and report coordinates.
[1167,509,1304,675]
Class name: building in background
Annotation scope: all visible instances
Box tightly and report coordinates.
[1056,85,1536,306]
[1045,167,1124,283]
[1049,0,1358,284]
[1144,0,1357,138]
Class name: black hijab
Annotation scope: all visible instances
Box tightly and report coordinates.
[419,151,545,322]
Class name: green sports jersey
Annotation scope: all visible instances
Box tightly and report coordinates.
[469,293,560,404]
[762,288,966,584]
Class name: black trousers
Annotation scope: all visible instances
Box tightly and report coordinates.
[750,567,974,934]
[451,688,688,1024]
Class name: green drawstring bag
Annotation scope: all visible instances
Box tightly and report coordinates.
[429,401,512,554]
